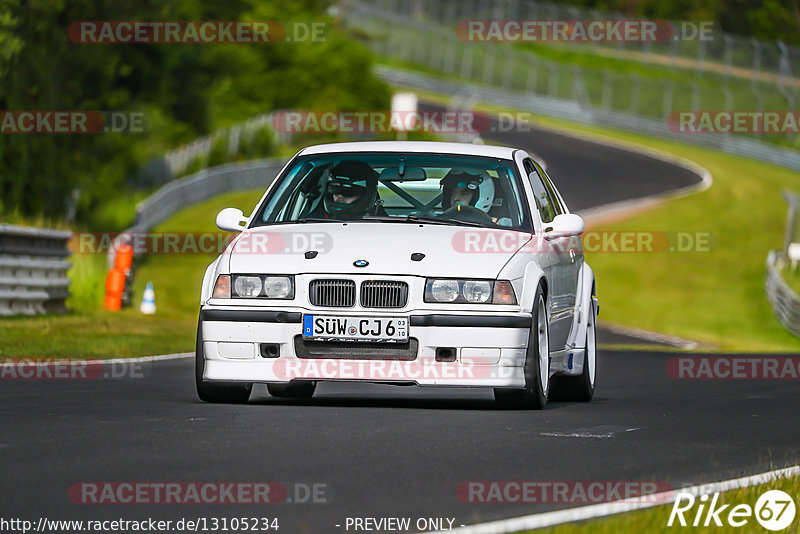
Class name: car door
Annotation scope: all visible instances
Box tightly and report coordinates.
[534,162,583,313]
[524,158,574,350]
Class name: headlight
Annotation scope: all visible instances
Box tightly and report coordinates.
[215,274,295,299]
[424,279,517,304]
[263,276,293,299]
[430,279,459,302]
[462,280,492,303]
[234,275,262,298]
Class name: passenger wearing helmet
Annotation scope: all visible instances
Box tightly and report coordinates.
[439,168,496,225]
[309,160,382,220]
[440,169,482,210]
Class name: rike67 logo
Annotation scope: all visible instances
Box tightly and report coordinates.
[668,489,796,531]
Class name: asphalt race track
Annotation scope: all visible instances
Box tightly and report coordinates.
[4,120,798,533]
[3,355,800,532]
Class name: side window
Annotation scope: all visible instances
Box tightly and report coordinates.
[524,158,557,223]
[536,162,565,216]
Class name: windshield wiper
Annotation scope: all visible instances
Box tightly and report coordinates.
[293,217,342,223]
[407,215,485,227]
[362,215,485,227]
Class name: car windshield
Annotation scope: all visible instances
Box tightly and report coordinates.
[251,152,530,231]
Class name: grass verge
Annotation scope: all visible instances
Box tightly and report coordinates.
[529,471,799,533]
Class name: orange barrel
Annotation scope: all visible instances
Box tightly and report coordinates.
[114,244,133,271]
[104,268,126,311]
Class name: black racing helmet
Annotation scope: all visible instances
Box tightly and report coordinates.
[440,169,483,210]
[323,160,379,219]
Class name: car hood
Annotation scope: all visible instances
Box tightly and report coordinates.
[226,223,531,279]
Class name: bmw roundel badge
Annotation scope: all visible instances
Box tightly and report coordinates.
[353,259,369,267]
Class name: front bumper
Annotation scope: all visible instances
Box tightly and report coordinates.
[199,306,531,387]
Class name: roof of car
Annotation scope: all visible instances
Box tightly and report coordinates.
[298,141,519,159]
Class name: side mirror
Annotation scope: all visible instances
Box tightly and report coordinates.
[544,213,585,239]
[216,208,247,232]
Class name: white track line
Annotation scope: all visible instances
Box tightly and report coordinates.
[598,322,699,350]
[2,352,193,366]
[432,465,800,534]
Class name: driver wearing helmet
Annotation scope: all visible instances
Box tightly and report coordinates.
[309,160,382,220]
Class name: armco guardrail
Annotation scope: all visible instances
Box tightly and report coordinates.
[0,224,72,316]
[766,250,800,338]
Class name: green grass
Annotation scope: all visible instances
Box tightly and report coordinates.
[0,189,265,360]
[83,189,151,232]
[531,472,800,533]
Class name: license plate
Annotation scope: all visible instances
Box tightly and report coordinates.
[302,315,408,342]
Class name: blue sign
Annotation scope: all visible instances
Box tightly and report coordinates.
[303,315,314,336]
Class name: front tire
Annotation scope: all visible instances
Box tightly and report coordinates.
[267,381,316,399]
[195,321,253,404]
[494,287,550,409]
[550,297,596,402]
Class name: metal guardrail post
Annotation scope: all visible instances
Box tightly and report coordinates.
[783,191,798,255]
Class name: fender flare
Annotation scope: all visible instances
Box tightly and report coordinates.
[516,261,548,315]
[566,261,597,350]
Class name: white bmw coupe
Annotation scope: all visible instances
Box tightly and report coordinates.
[197,141,597,408]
